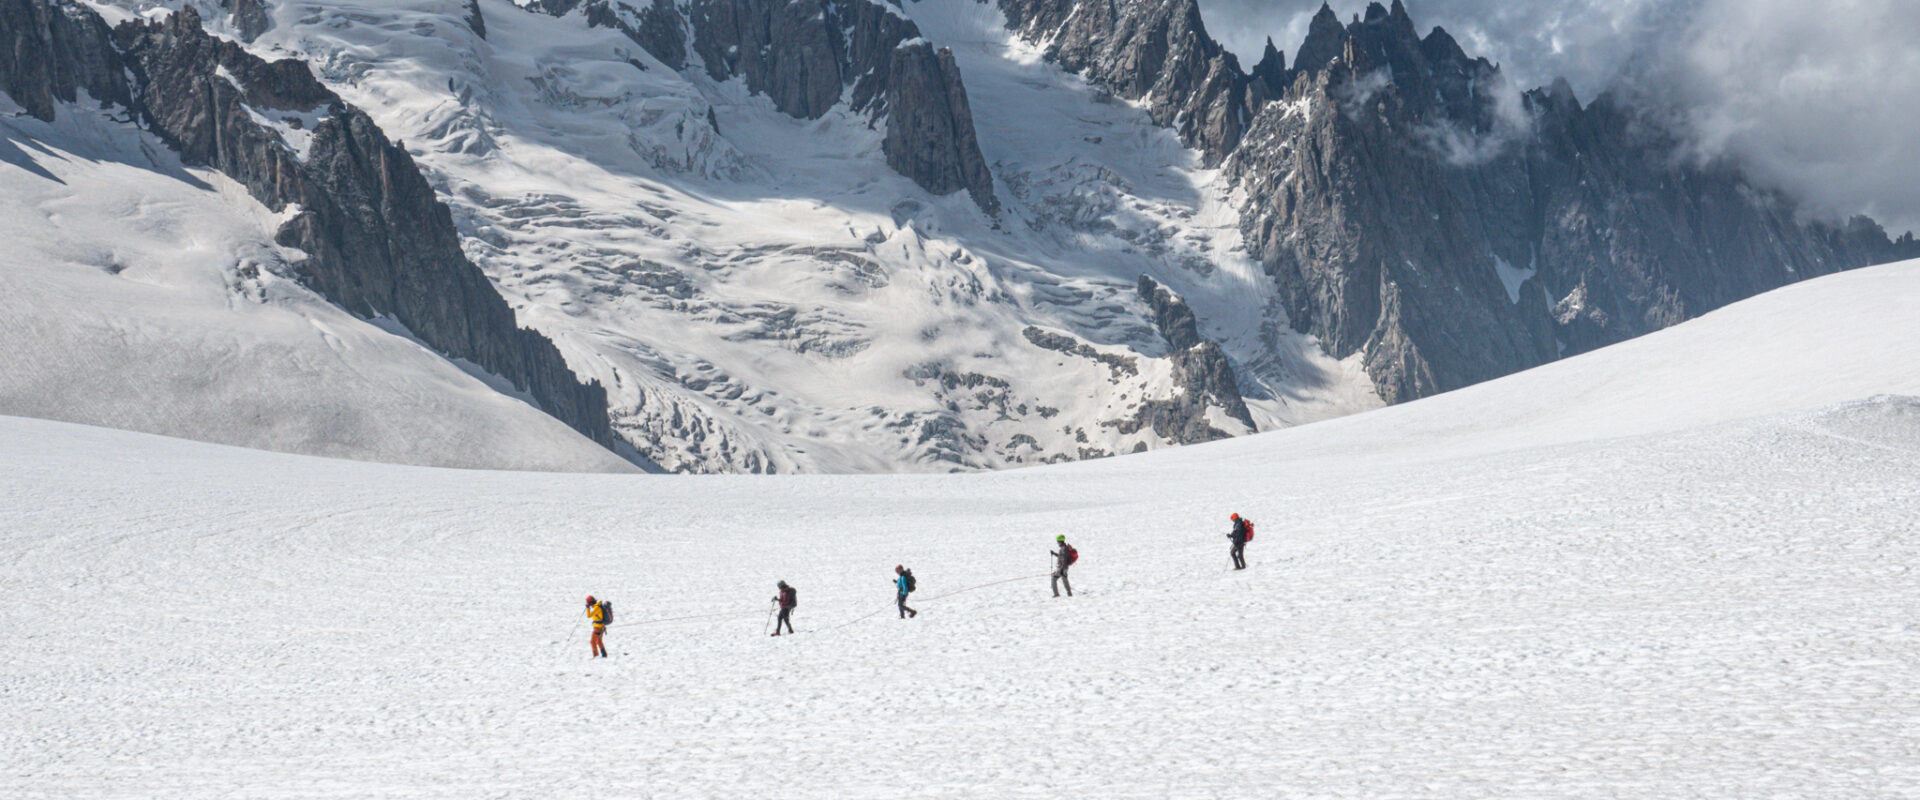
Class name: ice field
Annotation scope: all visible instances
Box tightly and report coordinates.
[5,261,1920,797]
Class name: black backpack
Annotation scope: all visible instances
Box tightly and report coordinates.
[903,571,916,593]
[783,586,797,608]
[598,600,613,625]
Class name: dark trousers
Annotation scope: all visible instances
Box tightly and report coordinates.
[774,607,793,634]
[1052,566,1072,597]
[897,592,916,618]
[1231,542,1246,570]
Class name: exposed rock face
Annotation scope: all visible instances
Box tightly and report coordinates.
[689,0,897,118]
[517,0,585,15]
[1138,274,1201,350]
[999,0,1259,166]
[0,0,616,448]
[1289,2,1345,72]
[582,0,681,68]
[0,0,132,121]
[222,0,271,43]
[1004,0,1920,403]
[516,0,684,68]
[884,42,997,213]
[1137,275,1253,430]
[1249,37,1285,96]
[461,0,485,40]
[520,0,997,212]
[1021,326,1138,378]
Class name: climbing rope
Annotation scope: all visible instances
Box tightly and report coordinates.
[913,572,1051,603]
[819,602,897,632]
[605,607,767,630]
[810,570,1056,633]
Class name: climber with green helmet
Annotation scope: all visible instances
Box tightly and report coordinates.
[1050,534,1077,597]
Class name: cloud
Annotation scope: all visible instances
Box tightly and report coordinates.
[1196,0,1920,234]
[1415,72,1532,166]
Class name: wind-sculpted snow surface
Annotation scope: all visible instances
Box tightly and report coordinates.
[5,262,1920,797]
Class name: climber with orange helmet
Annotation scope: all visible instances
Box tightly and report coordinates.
[1227,513,1253,570]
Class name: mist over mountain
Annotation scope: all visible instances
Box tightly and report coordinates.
[1195,0,1920,234]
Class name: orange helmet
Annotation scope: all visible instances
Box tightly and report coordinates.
[1230,513,1240,521]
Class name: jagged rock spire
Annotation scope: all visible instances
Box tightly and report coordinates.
[1252,35,1287,93]
[1294,2,1348,72]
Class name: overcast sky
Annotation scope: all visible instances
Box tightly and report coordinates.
[1194,0,1920,234]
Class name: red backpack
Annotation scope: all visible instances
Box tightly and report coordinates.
[1244,519,1254,541]
[1063,543,1078,564]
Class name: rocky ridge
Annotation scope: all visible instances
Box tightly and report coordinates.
[999,0,1258,167]
[221,0,269,42]
[999,0,1920,402]
[1126,275,1254,441]
[0,0,616,447]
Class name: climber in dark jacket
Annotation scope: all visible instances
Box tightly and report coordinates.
[1228,513,1250,570]
[895,565,917,619]
[771,581,796,636]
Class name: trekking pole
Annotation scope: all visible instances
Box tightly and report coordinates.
[763,599,776,636]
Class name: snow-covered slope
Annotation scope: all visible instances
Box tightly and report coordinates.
[0,93,634,472]
[5,260,1919,797]
[1122,257,1920,468]
[183,0,1377,473]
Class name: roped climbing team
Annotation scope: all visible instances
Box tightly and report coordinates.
[581,512,1255,654]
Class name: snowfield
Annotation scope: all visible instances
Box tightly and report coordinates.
[5,261,1920,797]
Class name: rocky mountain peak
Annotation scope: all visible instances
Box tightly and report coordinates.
[1387,0,1416,33]
[1293,2,1348,72]
[1251,36,1285,83]
[994,0,1920,407]
[1418,25,1467,71]
[1250,36,1287,98]
[1548,76,1579,109]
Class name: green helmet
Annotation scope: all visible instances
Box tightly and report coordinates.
[1056,535,1066,542]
